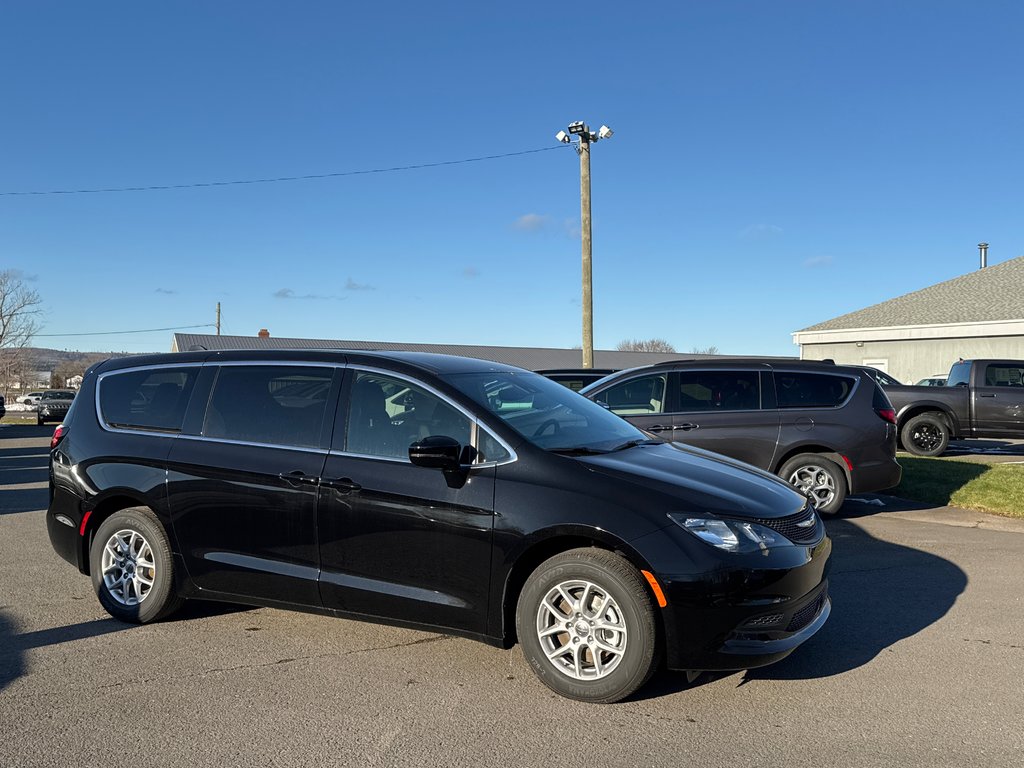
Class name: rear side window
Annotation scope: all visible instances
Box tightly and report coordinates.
[775,372,856,409]
[984,364,1024,387]
[203,366,333,448]
[678,370,760,411]
[100,368,199,432]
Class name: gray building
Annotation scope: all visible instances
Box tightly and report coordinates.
[171,333,693,372]
[792,255,1024,384]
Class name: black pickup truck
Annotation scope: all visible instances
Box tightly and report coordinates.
[885,359,1024,455]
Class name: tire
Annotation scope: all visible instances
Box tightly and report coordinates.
[900,413,950,457]
[37,415,45,426]
[779,453,847,515]
[89,506,184,624]
[516,548,659,704]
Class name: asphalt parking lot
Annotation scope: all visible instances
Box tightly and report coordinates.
[2,425,1022,768]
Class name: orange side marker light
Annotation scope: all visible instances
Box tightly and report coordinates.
[640,570,668,608]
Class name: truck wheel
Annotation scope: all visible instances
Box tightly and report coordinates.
[779,454,847,515]
[516,548,659,704]
[89,507,184,624]
[901,413,950,457]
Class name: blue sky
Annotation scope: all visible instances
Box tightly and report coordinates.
[2,1,1021,355]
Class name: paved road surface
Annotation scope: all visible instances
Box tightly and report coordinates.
[2,425,1022,767]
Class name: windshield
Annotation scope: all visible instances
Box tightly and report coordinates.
[443,370,649,453]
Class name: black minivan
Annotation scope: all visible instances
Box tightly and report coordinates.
[581,359,902,514]
[47,350,831,703]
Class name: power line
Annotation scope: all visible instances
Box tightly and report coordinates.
[36,323,216,338]
[0,146,569,197]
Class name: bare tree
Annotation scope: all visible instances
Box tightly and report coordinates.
[0,270,43,397]
[616,338,676,353]
[689,345,720,355]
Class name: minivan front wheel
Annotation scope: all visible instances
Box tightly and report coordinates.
[516,548,658,704]
[780,454,847,515]
[89,507,184,624]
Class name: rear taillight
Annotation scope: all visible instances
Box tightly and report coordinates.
[50,424,68,450]
[875,408,897,425]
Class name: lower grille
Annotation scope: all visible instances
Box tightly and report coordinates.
[787,590,826,632]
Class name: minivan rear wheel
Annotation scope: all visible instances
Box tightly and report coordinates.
[516,548,659,704]
[89,507,184,624]
[780,454,847,515]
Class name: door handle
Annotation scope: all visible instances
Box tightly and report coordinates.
[278,470,319,487]
[676,423,699,431]
[647,425,673,433]
[979,393,996,398]
[321,477,362,494]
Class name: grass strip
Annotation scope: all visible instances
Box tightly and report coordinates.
[894,457,1024,519]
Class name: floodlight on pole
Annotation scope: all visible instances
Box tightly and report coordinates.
[556,120,614,369]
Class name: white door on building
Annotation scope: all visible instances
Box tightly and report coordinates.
[862,358,889,373]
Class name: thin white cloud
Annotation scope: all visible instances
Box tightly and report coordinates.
[345,277,375,291]
[513,213,551,232]
[802,255,834,268]
[155,288,177,295]
[739,223,784,240]
[6,269,39,282]
[462,267,480,279]
[273,288,343,301]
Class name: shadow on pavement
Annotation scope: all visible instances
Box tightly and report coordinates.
[0,610,135,692]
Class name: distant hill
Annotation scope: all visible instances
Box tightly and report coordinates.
[24,347,154,371]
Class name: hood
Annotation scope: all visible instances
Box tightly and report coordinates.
[577,441,807,520]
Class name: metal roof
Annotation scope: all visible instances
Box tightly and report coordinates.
[797,255,1024,332]
[171,333,694,370]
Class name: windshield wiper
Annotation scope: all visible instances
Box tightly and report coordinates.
[549,446,609,456]
[609,438,658,452]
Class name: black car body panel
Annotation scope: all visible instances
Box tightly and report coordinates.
[47,349,831,677]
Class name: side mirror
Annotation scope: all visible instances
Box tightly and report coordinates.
[409,435,462,471]
[595,400,611,410]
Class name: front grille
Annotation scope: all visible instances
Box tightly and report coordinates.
[787,590,826,632]
[753,505,821,545]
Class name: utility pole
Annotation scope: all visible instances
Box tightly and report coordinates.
[556,121,613,369]
[216,302,221,335]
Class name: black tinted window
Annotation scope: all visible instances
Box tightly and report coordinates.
[100,368,198,432]
[678,370,760,411]
[204,366,333,448]
[984,364,1024,387]
[775,372,855,408]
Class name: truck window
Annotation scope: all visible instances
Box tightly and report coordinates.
[947,362,971,387]
[984,364,1024,387]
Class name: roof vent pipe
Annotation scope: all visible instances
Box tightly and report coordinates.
[978,242,989,269]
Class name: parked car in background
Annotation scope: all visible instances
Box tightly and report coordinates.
[886,359,1024,455]
[46,350,832,703]
[36,390,76,426]
[914,375,948,387]
[16,391,46,405]
[537,368,617,392]
[580,359,901,514]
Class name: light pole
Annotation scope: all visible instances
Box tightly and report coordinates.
[557,121,613,369]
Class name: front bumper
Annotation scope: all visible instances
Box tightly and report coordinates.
[633,525,832,672]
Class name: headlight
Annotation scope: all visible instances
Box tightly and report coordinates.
[667,513,787,553]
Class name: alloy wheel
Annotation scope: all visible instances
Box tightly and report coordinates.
[535,579,627,680]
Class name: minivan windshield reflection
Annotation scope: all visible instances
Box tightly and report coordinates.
[444,371,649,453]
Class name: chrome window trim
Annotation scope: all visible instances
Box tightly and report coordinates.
[340,364,518,467]
[176,433,329,454]
[96,362,206,437]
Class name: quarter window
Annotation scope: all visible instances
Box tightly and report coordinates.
[203,366,333,448]
[100,368,198,432]
[346,372,472,460]
[775,372,855,408]
[677,371,760,411]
